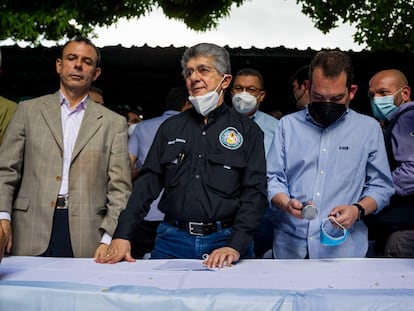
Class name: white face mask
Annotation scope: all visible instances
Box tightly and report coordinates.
[128,123,138,137]
[232,91,259,114]
[188,75,226,116]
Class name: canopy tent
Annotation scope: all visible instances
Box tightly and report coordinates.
[1,45,412,119]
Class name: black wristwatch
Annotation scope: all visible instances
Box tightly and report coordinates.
[353,203,365,221]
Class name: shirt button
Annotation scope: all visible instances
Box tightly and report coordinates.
[195,174,200,179]
[56,176,62,182]
[201,131,206,136]
[316,192,320,197]
[322,148,327,152]
[320,170,324,175]
[198,154,202,159]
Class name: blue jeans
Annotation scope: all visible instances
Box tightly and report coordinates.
[151,221,254,259]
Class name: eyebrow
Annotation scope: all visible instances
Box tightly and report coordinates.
[311,90,346,100]
[66,53,94,62]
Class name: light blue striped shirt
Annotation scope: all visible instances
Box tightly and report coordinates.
[267,107,394,259]
[251,110,279,156]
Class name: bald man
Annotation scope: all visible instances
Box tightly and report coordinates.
[367,69,414,257]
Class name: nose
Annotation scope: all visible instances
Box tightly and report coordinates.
[189,70,201,80]
[74,58,83,69]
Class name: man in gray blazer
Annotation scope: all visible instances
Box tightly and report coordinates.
[0,37,131,258]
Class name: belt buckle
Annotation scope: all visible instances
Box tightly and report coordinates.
[188,221,204,236]
[56,196,68,210]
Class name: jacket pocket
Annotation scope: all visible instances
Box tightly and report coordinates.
[160,144,190,188]
[207,153,246,196]
[13,197,30,212]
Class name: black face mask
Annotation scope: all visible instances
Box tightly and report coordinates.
[308,102,347,127]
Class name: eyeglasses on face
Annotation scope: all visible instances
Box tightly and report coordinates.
[232,85,262,94]
[184,65,218,79]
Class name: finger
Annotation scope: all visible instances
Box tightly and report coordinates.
[216,254,226,268]
[124,251,136,263]
[218,253,233,268]
[6,237,12,253]
[93,250,104,260]
[95,247,114,263]
[290,200,303,210]
[206,252,220,268]
[225,255,235,267]
[96,252,115,263]
[105,247,124,264]
[107,253,126,264]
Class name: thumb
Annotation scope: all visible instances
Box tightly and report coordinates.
[124,251,136,263]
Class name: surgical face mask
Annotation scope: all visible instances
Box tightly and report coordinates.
[189,75,226,116]
[232,91,259,114]
[320,217,349,246]
[128,123,137,137]
[370,88,402,120]
[308,102,347,128]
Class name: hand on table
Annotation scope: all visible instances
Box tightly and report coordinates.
[203,247,240,268]
[95,238,136,264]
[94,243,109,260]
[0,219,12,257]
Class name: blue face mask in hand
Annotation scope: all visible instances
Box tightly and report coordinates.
[320,217,349,246]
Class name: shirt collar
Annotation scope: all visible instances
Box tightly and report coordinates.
[207,102,227,119]
[249,110,259,120]
[59,90,88,112]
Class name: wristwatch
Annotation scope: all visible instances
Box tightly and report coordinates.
[353,203,365,221]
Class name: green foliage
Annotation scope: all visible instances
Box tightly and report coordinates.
[0,0,246,45]
[297,0,414,52]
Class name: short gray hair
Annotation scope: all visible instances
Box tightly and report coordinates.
[181,43,231,78]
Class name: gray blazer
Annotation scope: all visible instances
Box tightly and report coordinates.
[0,92,131,257]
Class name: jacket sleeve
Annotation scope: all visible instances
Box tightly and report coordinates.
[0,102,26,214]
[100,114,132,236]
[113,125,165,240]
[225,122,268,254]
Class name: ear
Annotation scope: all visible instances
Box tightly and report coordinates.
[304,80,311,90]
[349,84,358,100]
[258,90,266,103]
[93,67,102,81]
[56,58,62,74]
[182,101,193,111]
[221,74,233,90]
[401,85,411,102]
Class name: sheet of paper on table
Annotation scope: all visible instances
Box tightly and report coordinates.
[153,260,217,271]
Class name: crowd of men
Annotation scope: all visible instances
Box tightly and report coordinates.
[0,37,412,264]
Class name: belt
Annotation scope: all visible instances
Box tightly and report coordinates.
[165,217,234,236]
[56,196,68,209]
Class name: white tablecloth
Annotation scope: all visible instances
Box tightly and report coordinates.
[1,256,414,310]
